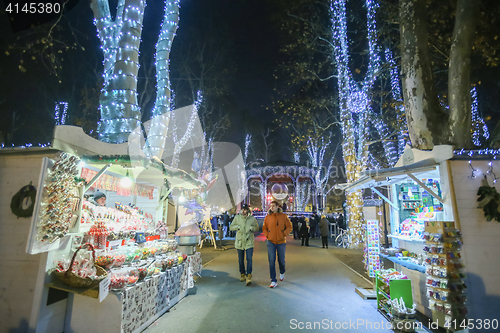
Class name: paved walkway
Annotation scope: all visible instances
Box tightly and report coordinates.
[145,236,394,333]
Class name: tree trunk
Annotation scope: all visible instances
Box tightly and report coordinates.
[346,190,365,248]
[448,0,478,149]
[152,0,180,117]
[91,0,145,143]
[144,0,180,158]
[342,111,366,249]
[399,0,449,149]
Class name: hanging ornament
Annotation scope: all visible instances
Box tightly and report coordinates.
[191,151,201,173]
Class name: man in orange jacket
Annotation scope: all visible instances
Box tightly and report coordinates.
[262,201,293,288]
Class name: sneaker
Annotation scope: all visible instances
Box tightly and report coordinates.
[280,273,285,281]
[269,281,278,288]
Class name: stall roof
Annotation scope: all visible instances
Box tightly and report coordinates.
[336,158,440,192]
[52,125,202,190]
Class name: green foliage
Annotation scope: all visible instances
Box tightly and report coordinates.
[477,177,500,222]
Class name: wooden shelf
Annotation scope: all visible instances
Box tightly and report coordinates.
[46,275,100,299]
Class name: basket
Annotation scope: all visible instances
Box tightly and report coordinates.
[53,243,107,288]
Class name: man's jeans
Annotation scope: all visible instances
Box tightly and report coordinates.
[238,248,253,275]
[267,241,286,282]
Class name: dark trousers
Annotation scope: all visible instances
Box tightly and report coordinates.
[267,241,286,282]
[238,248,254,275]
[301,236,309,246]
[322,236,328,248]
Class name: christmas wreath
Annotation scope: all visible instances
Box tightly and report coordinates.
[477,177,500,222]
[10,184,37,218]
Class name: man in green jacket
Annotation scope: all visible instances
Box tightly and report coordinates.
[230,204,259,286]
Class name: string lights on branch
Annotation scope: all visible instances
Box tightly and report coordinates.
[54,102,68,125]
[384,48,408,155]
[171,91,202,168]
[471,87,490,147]
[487,159,499,184]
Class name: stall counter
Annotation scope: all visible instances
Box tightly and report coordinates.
[67,252,201,333]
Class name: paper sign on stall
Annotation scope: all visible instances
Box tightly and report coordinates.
[99,276,110,302]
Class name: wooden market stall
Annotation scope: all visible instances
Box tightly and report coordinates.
[341,145,500,331]
[0,125,205,333]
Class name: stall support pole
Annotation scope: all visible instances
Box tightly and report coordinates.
[406,172,444,203]
[382,199,389,248]
[175,200,179,232]
[84,163,112,192]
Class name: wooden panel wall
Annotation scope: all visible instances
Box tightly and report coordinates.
[0,151,56,332]
[450,160,500,327]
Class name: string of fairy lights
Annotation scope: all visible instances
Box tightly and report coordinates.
[92,0,146,143]
[471,87,490,147]
[294,151,300,164]
[54,102,68,125]
[385,48,408,154]
[306,137,334,207]
[331,0,381,246]
[151,0,180,118]
[171,91,202,168]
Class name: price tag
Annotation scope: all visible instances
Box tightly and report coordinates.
[99,276,110,302]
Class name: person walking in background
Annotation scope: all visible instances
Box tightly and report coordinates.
[223,211,230,237]
[282,201,287,212]
[262,201,293,288]
[337,214,345,230]
[290,214,299,239]
[230,204,259,286]
[319,215,331,248]
[309,212,318,239]
[229,214,236,237]
[299,215,309,247]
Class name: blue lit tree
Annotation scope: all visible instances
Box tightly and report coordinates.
[330,0,391,246]
[90,0,180,144]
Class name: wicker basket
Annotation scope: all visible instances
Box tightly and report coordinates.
[54,243,107,288]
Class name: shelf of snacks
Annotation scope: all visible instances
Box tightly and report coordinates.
[423,221,467,330]
[375,269,413,321]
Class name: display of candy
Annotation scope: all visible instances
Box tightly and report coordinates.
[141,248,151,259]
[131,249,142,262]
[134,268,147,281]
[146,266,160,277]
[95,255,115,269]
[113,254,126,267]
[110,274,128,290]
[125,252,136,264]
[128,275,139,285]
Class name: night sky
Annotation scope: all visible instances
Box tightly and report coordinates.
[1,0,499,153]
[0,0,282,148]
